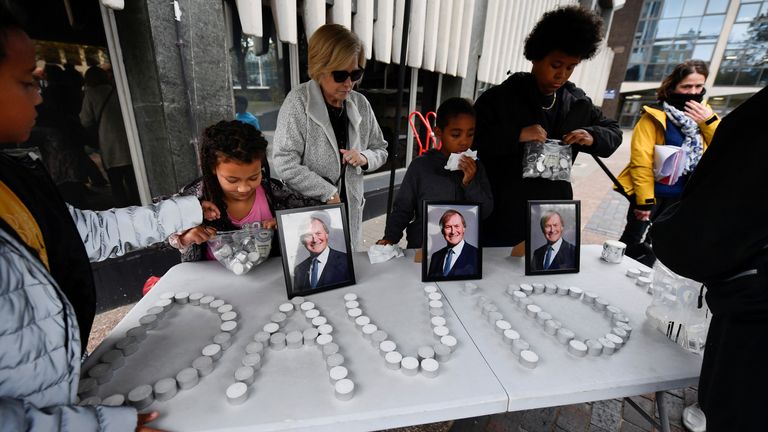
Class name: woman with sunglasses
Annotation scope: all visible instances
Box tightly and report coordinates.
[272,23,388,250]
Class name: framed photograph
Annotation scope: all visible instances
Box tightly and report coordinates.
[276,204,356,298]
[525,200,581,275]
[422,201,482,282]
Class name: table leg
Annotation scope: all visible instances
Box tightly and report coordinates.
[656,391,671,432]
[624,397,661,430]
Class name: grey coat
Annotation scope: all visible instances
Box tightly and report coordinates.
[0,196,202,432]
[272,80,388,250]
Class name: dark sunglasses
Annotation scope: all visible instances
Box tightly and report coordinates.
[331,68,364,83]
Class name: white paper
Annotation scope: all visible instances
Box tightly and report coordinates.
[653,145,685,185]
[444,149,478,171]
[367,244,405,264]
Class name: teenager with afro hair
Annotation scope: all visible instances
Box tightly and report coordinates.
[473,5,622,247]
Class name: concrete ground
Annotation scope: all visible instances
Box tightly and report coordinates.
[89,130,697,432]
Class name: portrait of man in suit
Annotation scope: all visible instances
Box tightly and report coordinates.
[531,210,577,271]
[427,209,479,278]
[293,214,351,292]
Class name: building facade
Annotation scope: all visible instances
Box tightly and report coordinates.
[17,0,623,214]
[604,0,767,127]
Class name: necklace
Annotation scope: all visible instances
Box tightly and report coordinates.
[542,92,557,111]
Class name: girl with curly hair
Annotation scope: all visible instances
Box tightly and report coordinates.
[169,120,276,261]
[473,6,622,247]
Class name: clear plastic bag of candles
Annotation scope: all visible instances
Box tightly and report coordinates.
[522,139,573,182]
[645,260,710,354]
[208,222,273,275]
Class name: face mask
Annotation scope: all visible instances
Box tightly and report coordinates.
[664,88,705,110]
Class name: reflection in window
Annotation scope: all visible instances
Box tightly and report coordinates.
[706,0,729,14]
[230,33,287,135]
[682,0,706,17]
[737,3,761,22]
[661,0,684,18]
[692,43,715,61]
[699,15,725,38]
[677,17,701,37]
[728,23,750,42]
[642,0,663,18]
[657,18,679,38]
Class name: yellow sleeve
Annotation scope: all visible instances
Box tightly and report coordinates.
[628,114,660,207]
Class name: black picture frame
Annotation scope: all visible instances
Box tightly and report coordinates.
[422,201,483,282]
[525,200,581,275]
[275,204,356,298]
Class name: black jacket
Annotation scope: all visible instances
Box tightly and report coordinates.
[531,239,577,271]
[473,72,622,246]
[428,242,479,278]
[293,248,351,293]
[384,149,493,248]
[652,86,768,315]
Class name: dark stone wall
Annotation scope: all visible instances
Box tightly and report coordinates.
[602,0,644,118]
[115,0,233,197]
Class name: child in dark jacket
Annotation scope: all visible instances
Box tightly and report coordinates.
[377,98,493,248]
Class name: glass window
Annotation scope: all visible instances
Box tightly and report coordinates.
[692,43,715,61]
[728,23,750,43]
[699,15,725,38]
[661,0,684,18]
[677,17,701,37]
[625,64,642,81]
[630,46,648,63]
[682,0,706,16]
[656,18,679,39]
[641,0,663,18]
[737,3,761,22]
[646,63,668,81]
[651,41,673,62]
[735,67,761,85]
[231,33,288,136]
[706,0,729,14]
[714,67,738,85]
[640,20,659,44]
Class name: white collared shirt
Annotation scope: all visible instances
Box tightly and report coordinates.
[544,238,563,267]
[442,240,465,273]
[312,246,330,279]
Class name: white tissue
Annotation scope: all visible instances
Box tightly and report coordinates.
[367,244,405,264]
[444,149,478,171]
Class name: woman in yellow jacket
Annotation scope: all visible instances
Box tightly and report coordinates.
[617,60,720,265]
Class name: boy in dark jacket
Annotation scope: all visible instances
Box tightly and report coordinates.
[377,98,493,248]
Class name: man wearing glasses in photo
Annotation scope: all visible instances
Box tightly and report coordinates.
[272,24,388,252]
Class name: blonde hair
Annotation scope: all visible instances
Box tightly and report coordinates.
[307,24,365,80]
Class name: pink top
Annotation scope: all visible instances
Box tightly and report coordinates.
[206,185,272,261]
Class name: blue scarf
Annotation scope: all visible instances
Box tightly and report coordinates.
[663,102,703,175]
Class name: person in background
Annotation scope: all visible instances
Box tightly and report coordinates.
[26,63,90,207]
[472,6,622,248]
[80,65,139,207]
[651,87,768,432]
[616,60,720,267]
[377,97,493,249]
[234,95,261,130]
[272,24,388,250]
[0,5,216,429]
